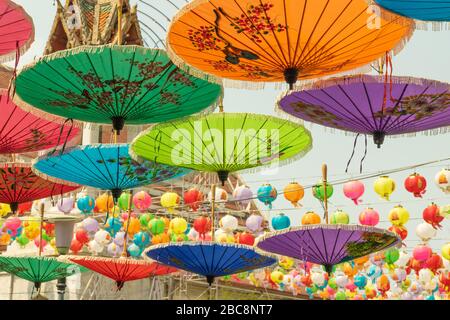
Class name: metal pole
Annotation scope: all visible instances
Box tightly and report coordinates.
[57,278,66,300]
[322,164,328,224]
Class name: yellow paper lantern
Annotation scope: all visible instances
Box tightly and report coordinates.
[283,182,304,207]
[270,271,284,284]
[0,204,11,217]
[96,193,114,213]
[170,217,188,234]
[160,192,180,213]
[374,176,396,201]
[442,243,450,261]
[24,225,40,240]
[279,256,294,270]
[388,205,410,226]
[109,205,121,218]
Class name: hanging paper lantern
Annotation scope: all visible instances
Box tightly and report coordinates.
[96,193,114,213]
[219,214,238,232]
[301,211,322,225]
[422,203,444,229]
[312,182,333,201]
[376,274,390,296]
[270,271,284,284]
[149,218,165,236]
[435,169,450,194]
[169,217,188,234]
[283,182,304,207]
[404,173,427,198]
[440,205,450,219]
[271,213,290,230]
[208,187,228,203]
[330,210,349,225]
[388,225,408,241]
[75,229,90,245]
[139,214,153,231]
[133,231,151,247]
[413,245,432,262]
[442,243,450,261]
[133,191,152,212]
[124,218,141,237]
[425,253,443,272]
[57,198,74,214]
[359,208,380,226]
[160,192,180,213]
[94,230,111,246]
[245,214,264,233]
[232,185,253,209]
[183,188,203,211]
[215,229,235,243]
[0,203,11,217]
[236,232,255,246]
[17,202,32,216]
[70,239,84,254]
[193,216,211,238]
[374,176,396,201]
[82,217,99,234]
[353,275,367,290]
[77,195,95,214]
[388,205,410,226]
[257,184,277,209]
[104,217,122,235]
[117,192,132,211]
[4,217,22,231]
[343,180,365,205]
[384,248,400,266]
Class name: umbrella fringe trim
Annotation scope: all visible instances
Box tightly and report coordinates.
[165,0,414,90]
[59,255,159,266]
[365,1,450,31]
[254,224,402,260]
[129,113,313,174]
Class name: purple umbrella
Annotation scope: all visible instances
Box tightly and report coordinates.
[256,224,401,273]
[277,75,450,148]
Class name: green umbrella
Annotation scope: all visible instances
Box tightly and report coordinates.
[130,112,313,185]
[0,256,86,298]
[15,45,223,134]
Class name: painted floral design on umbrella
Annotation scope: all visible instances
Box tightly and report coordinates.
[167,0,414,88]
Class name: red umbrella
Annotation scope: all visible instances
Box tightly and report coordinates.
[0,0,34,63]
[0,162,80,214]
[0,89,80,154]
[63,255,178,290]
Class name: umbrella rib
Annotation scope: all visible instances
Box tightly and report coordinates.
[211,244,228,275]
[225,114,248,169]
[295,0,353,68]
[62,151,113,187]
[306,230,328,264]
[330,230,357,264]
[174,245,209,275]
[116,49,137,117]
[282,0,292,64]
[185,120,222,169]
[328,228,341,265]
[108,47,121,118]
[378,83,410,132]
[216,246,246,275]
[299,90,373,132]
[320,227,329,265]
[291,0,307,67]
[292,231,324,263]
[204,117,223,168]
[362,81,383,131]
[96,147,118,190]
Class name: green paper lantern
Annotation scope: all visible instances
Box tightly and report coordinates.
[149,218,165,236]
[312,182,334,201]
[118,192,133,211]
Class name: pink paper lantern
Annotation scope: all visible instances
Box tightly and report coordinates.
[4,217,22,230]
[413,245,432,262]
[343,180,365,205]
[132,191,152,212]
[359,208,379,226]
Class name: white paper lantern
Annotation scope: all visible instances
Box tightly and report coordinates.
[435,169,450,194]
[415,222,437,242]
[88,240,104,254]
[94,230,111,245]
[219,214,238,232]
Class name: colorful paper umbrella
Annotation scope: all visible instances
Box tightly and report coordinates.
[0,89,80,154]
[166,0,414,89]
[0,0,34,62]
[0,256,85,291]
[145,242,276,285]
[33,144,190,200]
[62,255,177,290]
[130,112,312,185]
[256,224,400,273]
[14,45,223,134]
[372,0,450,27]
[0,163,79,214]
[277,75,450,147]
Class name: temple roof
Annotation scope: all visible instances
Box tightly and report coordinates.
[45,0,143,54]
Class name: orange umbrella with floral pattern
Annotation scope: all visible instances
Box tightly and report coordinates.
[167,0,414,89]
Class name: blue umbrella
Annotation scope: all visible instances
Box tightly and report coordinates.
[144,242,276,285]
[33,144,191,200]
[374,0,450,24]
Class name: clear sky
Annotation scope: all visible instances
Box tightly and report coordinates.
[13,0,450,251]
